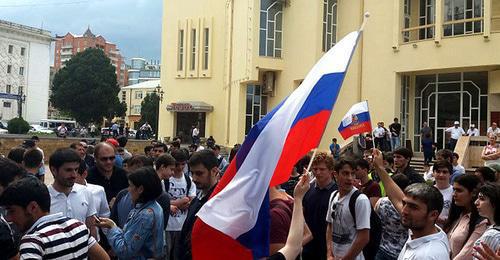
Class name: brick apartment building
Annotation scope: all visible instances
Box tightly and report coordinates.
[54,28,127,87]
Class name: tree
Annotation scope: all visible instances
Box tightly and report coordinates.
[50,48,126,125]
[139,93,159,136]
[7,117,30,134]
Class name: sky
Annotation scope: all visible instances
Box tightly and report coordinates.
[0,0,163,64]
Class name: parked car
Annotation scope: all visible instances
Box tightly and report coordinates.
[29,125,55,134]
[0,121,8,134]
[128,129,137,138]
[101,127,112,137]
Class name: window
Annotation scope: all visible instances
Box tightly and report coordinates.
[132,105,141,114]
[190,29,197,70]
[403,0,412,42]
[444,0,483,36]
[20,47,25,56]
[259,0,283,57]
[7,65,12,74]
[3,102,11,108]
[203,28,210,70]
[19,67,24,76]
[322,0,338,51]
[178,29,184,71]
[121,91,126,102]
[6,85,11,94]
[135,91,143,99]
[419,0,435,39]
[18,86,23,95]
[8,45,13,54]
[245,84,268,134]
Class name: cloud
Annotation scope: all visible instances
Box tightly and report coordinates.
[0,0,163,61]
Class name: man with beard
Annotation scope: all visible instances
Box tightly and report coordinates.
[47,148,97,238]
[372,149,450,259]
[0,177,109,259]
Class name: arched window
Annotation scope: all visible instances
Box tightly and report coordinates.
[259,0,283,57]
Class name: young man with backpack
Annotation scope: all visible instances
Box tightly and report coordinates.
[326,159,371,260]
[167,149,196,260]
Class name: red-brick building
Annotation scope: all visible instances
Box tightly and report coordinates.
[54,28,127,87]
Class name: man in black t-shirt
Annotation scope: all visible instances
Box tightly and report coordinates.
[389,118,401,151]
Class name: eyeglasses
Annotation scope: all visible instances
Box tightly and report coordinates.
[99,156,116,161]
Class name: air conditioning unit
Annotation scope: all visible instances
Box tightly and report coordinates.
[262,71,275,94]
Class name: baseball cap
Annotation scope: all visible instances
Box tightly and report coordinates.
[454,121,460,125]
[106,138,119,148]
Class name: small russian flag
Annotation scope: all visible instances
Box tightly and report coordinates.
[338,101,373,140]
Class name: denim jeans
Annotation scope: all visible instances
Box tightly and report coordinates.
[390,136,401,151]
[374,249,398,260]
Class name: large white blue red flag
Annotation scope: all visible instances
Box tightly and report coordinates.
[338,100,373,140]
[191,31,362,260]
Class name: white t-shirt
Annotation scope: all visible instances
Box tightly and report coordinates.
[435,185,453,223]
[373,127,386,138]
[398,226,450,260]
[446,127,465,140]
[166,175,196,231]
[326,188,371,260]
[487,127,500,137]
[86,183,110,218]
[48,183,97,223]
[467,128,480,136]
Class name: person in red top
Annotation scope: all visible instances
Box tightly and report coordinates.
[355,159,382,199]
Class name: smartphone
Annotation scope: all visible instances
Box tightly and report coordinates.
[93,215,101,223]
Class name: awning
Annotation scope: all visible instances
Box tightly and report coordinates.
[166,101,214,112]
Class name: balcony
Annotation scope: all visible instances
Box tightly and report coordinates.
[398,0,499,45]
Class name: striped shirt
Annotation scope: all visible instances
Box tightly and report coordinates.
[473,225,500,260]
[19,212,96,260]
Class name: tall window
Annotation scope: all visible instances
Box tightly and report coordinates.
[419,0,435,39]
[6,85,11,94]
[403,0,412,42]
[7,65,11,74]
[178,29,184,71]
[8,45,13,54]
[18,86,23,95]
[121,91,126,102]
[19,67,24,76]
[444,0,483,36]
[259,0,283,57]
[190,29,197,70]
[245,85,268,135]
[322,0,338,51]
[21,47,26,56]
[203,28,210,70]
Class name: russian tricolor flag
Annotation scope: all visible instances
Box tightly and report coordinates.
[338,101,373,140]
[191,31,361,260]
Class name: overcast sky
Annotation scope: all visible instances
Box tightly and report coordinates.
[1,0,163,63]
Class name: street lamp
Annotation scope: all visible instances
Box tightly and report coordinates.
[155,84,164,102]
[17,90,26,118]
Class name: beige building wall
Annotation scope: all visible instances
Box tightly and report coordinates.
[160,0,500,150]
[120,80,158,129]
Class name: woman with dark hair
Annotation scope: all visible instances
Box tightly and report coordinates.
[444,174,487,259]
[96,167,165,259]
[475,167,497,185]
[473,182,500,258]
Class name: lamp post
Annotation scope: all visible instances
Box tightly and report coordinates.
[154,84,164,139]
[17,90,26,118]
[155,84,164,102]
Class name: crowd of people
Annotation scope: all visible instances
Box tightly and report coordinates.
[0,132,499,259]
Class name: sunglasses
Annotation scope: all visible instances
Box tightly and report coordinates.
[99,156,116,161]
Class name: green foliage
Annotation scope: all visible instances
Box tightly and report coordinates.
[50,48,125,125]
[139,93,159,135]
[7,117,30,134]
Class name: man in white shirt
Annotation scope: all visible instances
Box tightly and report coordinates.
[326,159,370,260]
[432,160,453,226]
[372,149,450,260]
[191,125,200,145]
[467,124,480,137]
[487,122,500,137]
[48,148,97,238]
[373,122,387,151]
[166,149,197,260]
[445,121,465,151]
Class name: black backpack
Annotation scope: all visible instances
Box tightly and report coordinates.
[332,190,382,260]
[164,172,192,194]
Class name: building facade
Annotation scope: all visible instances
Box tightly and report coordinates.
[0,19,52,123]
[128,58,161,85]
[159,0,500,150]
[120,79,160,129]
[54,28,126,87]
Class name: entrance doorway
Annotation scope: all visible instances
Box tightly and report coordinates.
[414,72,488,151]
[176,112,206,143]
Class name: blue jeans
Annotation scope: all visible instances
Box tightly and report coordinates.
[390,136,401,151]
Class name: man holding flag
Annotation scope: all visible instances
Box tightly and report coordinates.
[190,15,369,260]
[338,100,373,141]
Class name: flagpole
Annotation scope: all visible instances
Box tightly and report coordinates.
[305,148,318,177]
[305,12,371,170]
[365,99,376,150]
